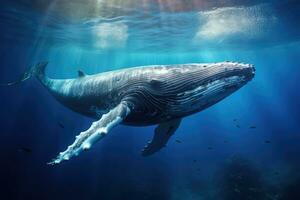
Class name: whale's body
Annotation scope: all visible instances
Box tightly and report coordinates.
[47,63,254,125]
[8,62,255,164]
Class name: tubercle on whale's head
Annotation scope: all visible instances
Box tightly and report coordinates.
[212,61,256,86]
[222,61,255,82]
[190,61,255,102]
[234,63,255,82]
[216,62,255,92]
[213,61,255,93]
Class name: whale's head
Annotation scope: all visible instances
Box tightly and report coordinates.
[179,62,255,111]
[206,61,255,90]
[199,61,255,103]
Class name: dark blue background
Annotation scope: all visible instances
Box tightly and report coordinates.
[0,1,300,200]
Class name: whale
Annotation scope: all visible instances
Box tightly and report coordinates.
[5,61,255,165]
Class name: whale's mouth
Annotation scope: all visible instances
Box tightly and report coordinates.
[190,63,255,97]
[239,64,255,81]
[224,63,255,81]
[199,63,255,88]
[181,64,255,99]
[222,64,255,90]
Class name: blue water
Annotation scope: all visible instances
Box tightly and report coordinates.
[0,1,300,200]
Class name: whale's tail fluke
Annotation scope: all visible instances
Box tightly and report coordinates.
[0,61,48,86]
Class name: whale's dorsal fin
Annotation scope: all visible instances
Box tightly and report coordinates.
[142,118,181,156]
[78,70,86,78]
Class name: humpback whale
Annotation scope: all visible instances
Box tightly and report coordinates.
[5,61,255,165]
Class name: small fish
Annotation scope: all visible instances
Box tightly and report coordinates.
[58,122,65,129]
[249,126,256,129]
[18,147,32,153]
[265,140,271,144]
[249,187,258,192]
[207,147,213,150]
[193,159,197,163]
[175,139,182,143]
[274,171,280,176]
[224,140,229,143]
[233,119,238,122]
[236,124,240,128]
[234,188,241,193]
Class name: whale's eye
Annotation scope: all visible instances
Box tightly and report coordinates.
[150,79,162,87]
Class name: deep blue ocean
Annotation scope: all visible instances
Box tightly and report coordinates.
[0,1,299,200]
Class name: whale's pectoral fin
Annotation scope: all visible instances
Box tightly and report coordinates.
[48,102,130,165]
[142,118,181,156]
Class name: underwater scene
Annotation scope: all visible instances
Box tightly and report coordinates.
[0,0,300,199]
